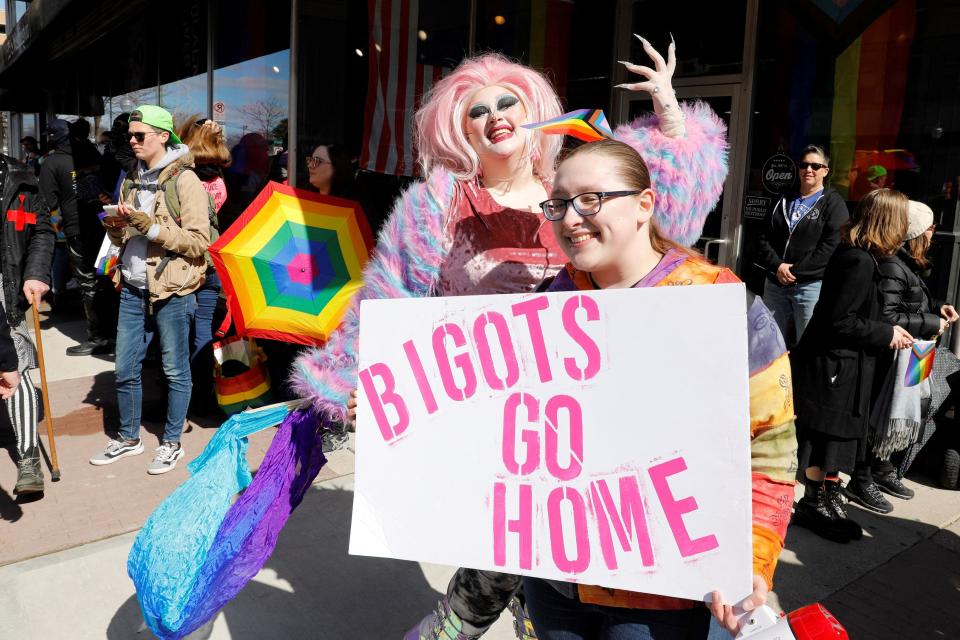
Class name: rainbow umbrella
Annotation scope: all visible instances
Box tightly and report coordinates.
[210,181,373,345]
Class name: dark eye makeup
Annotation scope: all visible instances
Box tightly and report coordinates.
[467,94,519,120]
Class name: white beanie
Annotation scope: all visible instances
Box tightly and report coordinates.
[906,200,934,242]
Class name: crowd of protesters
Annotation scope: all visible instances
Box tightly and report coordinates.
[0,45,957,639]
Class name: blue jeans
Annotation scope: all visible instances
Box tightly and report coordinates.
[762,279,822,346]
[187,270,222,409]
[115,285,192,443]
[522,578,711,640]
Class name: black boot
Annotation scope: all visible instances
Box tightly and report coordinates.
[13,446,44,495]
[824,480,863,540]
[792,481,862,543]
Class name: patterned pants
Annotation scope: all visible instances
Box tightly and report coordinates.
[3,373,38,455]
[447,569,522,631]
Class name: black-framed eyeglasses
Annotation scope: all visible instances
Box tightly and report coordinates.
[539,191,642,221]
[306,155,330,169]
[129,131,159,144]
[798,162,828,171]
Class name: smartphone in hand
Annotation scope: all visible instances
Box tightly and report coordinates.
[99,205,126,229]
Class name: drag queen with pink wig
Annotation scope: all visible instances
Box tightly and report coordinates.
[291,38,729,640]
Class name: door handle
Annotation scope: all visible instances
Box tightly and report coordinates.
[700,237,727,262]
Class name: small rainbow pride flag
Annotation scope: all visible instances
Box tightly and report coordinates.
[96,254,118,276]
[522,108,614,142]
[904,340,936,387]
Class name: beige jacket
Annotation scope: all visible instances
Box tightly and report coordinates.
[110,155,210,302]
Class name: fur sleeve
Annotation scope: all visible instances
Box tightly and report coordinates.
[289,169,456,419]
[614,102,729,247]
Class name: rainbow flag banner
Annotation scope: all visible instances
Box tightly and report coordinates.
[904,340,936,387]
[522,108,614,142]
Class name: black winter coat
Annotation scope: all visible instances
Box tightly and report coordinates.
[38,142,80,237]
[878,249,941,340]
[793,246,893,439]
[0,155,54,325]
[756,188,849,285]
[0,300,19,373]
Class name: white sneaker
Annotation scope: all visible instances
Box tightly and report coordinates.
[90,438,144,465]
[147,441,184,475]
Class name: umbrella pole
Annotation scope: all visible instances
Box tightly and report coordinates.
[31,302,60,481]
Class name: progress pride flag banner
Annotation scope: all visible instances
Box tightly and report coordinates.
[349,284,753,601]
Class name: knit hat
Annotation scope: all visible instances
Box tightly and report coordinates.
[906,200,934,242]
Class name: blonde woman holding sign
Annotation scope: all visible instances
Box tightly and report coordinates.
[527,139,797,638]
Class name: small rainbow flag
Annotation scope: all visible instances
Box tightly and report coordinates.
[522,108,614,142]
[904,340,936,387]
[96,253,118,276]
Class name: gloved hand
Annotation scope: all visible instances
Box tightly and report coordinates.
[126,210,155,236]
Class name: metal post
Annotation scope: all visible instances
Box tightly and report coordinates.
[468,0,477,56]
[207,0,214,118]
[287,0,299,187]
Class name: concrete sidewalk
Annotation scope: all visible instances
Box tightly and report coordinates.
[1,307,959,637]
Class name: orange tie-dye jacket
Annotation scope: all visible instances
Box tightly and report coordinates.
[548,250,798,610]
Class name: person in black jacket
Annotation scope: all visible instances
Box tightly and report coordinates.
[0,154,55,495]
[851,200,960,514]
[756,145,849,346]
[39,118,111,356]
[791,189,913,543]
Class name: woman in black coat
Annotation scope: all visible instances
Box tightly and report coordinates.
[791,189,913,543]
[858,201,960,511]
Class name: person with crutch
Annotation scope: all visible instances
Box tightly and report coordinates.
[0,153,55,495]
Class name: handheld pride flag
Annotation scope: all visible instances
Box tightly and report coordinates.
[522,108,614,142]
[904,340,936,387]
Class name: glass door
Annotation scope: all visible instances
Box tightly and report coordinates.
[617,84,746,267]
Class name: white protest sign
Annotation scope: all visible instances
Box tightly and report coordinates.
[350,284,753,602]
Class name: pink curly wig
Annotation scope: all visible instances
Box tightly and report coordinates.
[414,53,564,181]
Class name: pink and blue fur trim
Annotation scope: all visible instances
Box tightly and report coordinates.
[290,104,730,415]
[614,102,729,247]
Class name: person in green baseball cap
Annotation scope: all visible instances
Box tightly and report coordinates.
[91,103,211,475]
[129,105,182,145]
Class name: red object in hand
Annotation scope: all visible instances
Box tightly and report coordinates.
[787,604,848,639]
[737,604,847,639]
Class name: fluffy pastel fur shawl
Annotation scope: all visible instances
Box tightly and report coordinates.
[291,102,728,420]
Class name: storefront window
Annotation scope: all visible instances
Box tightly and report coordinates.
[740,0,960,298]
[629,1,746,78]
[213,0,291,229]
[159,0,209,124]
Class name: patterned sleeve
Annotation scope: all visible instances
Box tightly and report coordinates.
[289,170,455,420]
[743,292,798,588]
[613,102,729,247]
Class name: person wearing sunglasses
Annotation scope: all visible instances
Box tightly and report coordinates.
[755,144,849,347]
[90,105,211,476]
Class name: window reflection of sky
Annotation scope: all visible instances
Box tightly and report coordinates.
[214,49,290,147]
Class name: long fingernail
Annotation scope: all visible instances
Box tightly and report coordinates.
[614,84,630,89]
[670,32,675,45]
[634,33,649,45]
[617,60,632,65]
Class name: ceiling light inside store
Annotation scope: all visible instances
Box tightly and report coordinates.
[375,43,382,52]
[272,66,280,73]
[494,15,506,25]
[417,30,428,40]
[355,48,364,57]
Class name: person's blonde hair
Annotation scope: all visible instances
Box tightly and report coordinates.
[843,188,908,257]
[177,114,232,168]
[905,233,931,269]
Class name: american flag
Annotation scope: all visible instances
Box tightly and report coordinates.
[360,0,446,177]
